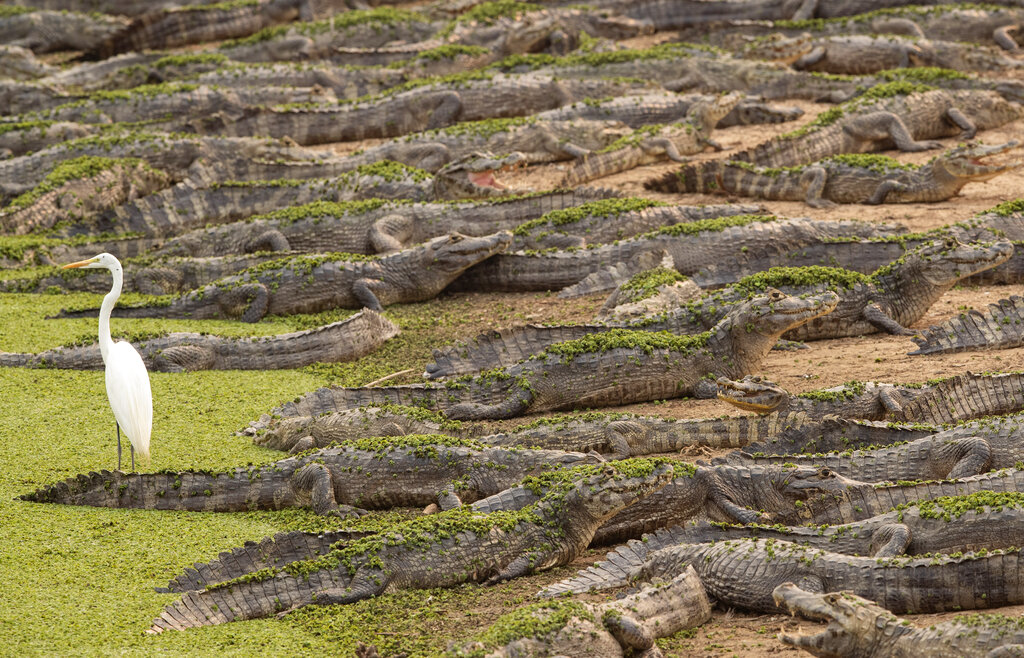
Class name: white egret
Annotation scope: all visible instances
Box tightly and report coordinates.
[63,253,152,470]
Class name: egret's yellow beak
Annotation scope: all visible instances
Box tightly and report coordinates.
[62,257,99,269]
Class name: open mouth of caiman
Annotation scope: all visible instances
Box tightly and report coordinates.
[465,151,527,191]
[953,140,1024,180]
[716,376,785,413]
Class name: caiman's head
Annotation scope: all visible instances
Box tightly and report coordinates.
[433,151,526,200]
[422,231,513,273]
[686,91,744,131]
[716,375,788,414]
[760,466,858,523]
[773,584,906,657]
[895,236,1014,287]
[741,32,815,65]
[934,140,1024,184]
[722,289,838,361]
[562,461,674,522]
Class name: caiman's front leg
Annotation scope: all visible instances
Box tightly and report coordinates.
[878,388,906,418]
[604,613,657,653]
[292,463,367,518]
[843,111,943,152]
[793,45,827,69]
[245,230,290,253]
[351,277,387,311]
[444,386,533,420]
[865,179,909,205]
[994,25,1022,53]
[871,17,926,39]
[862,303,915,335]
[870,523,912,557]
[799,166,836,208]
[789,0,819,20]
[943,437,993,478]
[368,214,415,253]
[945,107,978,140]
[424,91,464,130]
[642,137,690,162]
[151,345,216,373]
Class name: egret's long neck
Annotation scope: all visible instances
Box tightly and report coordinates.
[98,266,122,363]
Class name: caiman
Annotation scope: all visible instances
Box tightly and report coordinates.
[18,435,599,516]
[146,461,672,632]
[534,90,804,129]
[775,583,1024,658]
[541,536,1024,615]
[646,86,1024,191]
[157,461,853,592]
[196,73,654,145]
[449,215,903,294]
[671,143,1024,207]
[147,188,623,258]
[427,239,1013,378]
[55,231,513,319]
[559,92,743,186]
[62,156,519,240]
[727,411,1024,481]
[0,310,399,372]
[246,290,838,421]
[547,491,1024,596]
[446,569,710,657]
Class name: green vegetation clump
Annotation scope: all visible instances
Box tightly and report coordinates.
[5,156,143,211]
[541,328,711,360]
[796,381,868,403]
[985,199,1024,217]
[351,161,432,183]
[402,44,489,64]
[824,153,916,173]
[647,214,776,238]
[178,0,258,10]
[153,53,229,68]
[428,116,534,140]
[619,267,688,303]
[452,600,594,655]
[360,403,465,431]
[733,266,870,294]
[875,66,971,83]
[902,491,1024,522]
[297,434,486,459]
[249,199,394,225]
[513,198,665,235]
[438,1,540,37]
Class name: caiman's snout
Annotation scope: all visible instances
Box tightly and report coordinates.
[715,375,786,413]
[774,584,871,656]
[950,140,1024,180]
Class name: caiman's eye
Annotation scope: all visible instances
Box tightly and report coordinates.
[450,235,463,243]
[818,467,833,478]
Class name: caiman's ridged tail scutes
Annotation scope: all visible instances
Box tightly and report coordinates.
[164,529,368,593]
[910,296,1024,355]
[538,525,693,598]
[150,569,334,633]
[643,161,723,194]
[17,468,292,512]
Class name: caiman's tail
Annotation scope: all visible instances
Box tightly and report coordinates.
[644,160,724,194]
[164,529,370,593]
[151,567,349,632]
[266,380,515,420]
[538,525,695,598]
[909,296,1024,356]
[424,324,614,379]
[17,467,295,512]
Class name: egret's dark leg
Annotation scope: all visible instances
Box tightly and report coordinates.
[131,444,135,472]
[116,423,122,471]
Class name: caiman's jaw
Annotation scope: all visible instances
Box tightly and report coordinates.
[943,140,1023,182]
[428,231,513,272]
[774,584,898,658]
[746,289,840,336]
[435,152,526,199]
[741,33,815,65]
[716,375,787,414]
[783,466,860,498]
[914,237,1015,286]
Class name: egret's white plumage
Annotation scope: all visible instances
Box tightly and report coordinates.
[63,253,152,467]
